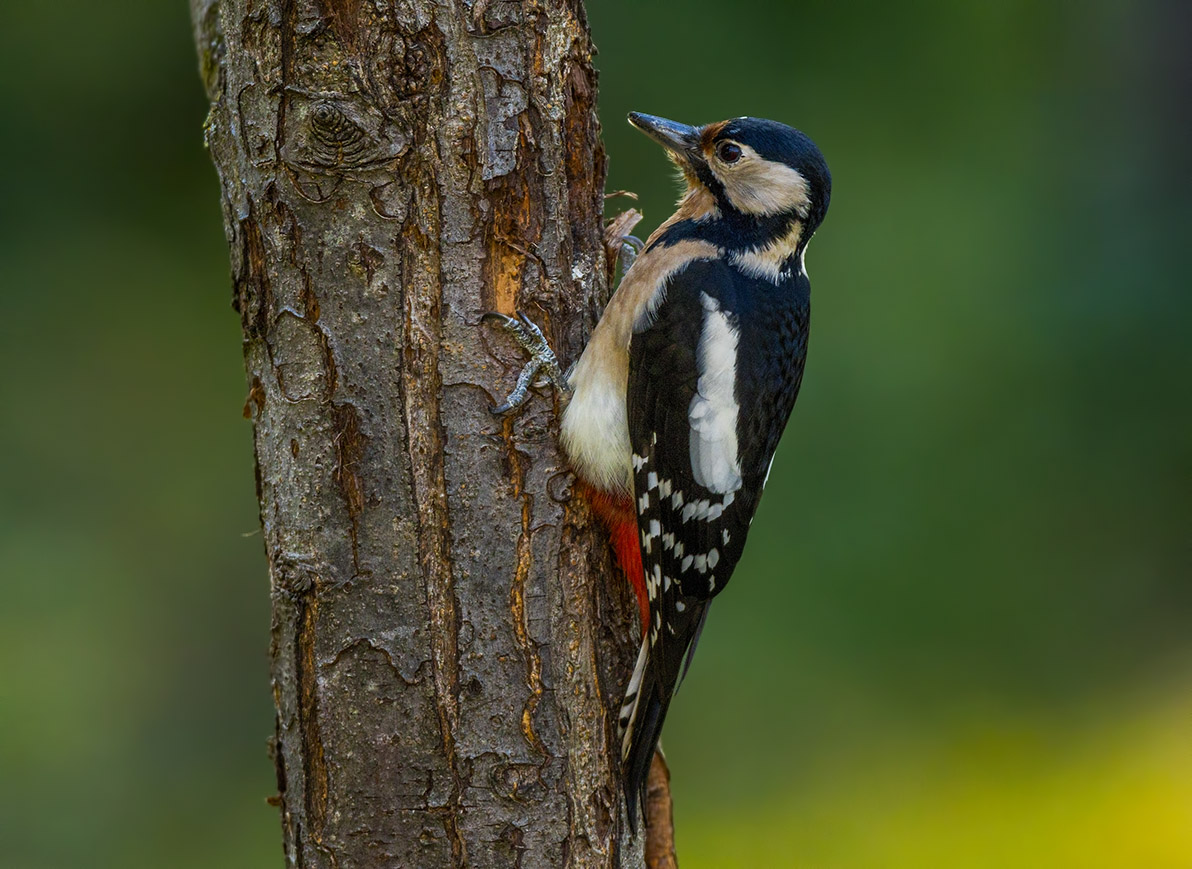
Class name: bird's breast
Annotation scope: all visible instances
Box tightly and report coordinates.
[560,238,720,494]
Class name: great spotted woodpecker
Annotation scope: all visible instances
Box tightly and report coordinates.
[486,112,831,826]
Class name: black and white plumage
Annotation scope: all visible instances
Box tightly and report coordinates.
[618,252,813,803]
[608,114,830,825]
[487,111,831,829]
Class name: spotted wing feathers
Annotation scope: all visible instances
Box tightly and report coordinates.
[618,259,761,826]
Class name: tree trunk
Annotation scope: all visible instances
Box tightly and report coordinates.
[189,1,658,865]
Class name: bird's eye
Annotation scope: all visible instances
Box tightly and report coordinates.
[717,142,743,164]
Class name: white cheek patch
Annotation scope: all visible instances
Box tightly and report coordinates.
[716,145,811,217]
[688,293,743,495]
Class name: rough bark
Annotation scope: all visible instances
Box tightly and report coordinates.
[190,0,661,865]
[644,755,678,869]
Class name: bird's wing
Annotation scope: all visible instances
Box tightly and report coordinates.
[619,256,798,823]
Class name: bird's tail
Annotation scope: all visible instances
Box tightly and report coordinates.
[618,597,710,828]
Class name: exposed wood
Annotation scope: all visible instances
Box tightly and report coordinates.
[190,0,650,865]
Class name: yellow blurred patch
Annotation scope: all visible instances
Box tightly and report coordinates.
[678,682,1192,868]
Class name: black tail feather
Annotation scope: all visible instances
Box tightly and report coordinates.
[621,599,711,830]
[623,672,669,829]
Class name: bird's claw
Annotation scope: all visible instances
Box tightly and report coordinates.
[619,234,645,275]
[483,310,570,415]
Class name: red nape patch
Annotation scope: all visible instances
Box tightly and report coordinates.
[579,482,649,638]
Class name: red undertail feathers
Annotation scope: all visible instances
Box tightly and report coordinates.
[579,482,649,637]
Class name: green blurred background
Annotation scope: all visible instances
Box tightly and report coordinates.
[1,1,1188,866]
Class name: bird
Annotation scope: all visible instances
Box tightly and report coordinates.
[485,111,831,828]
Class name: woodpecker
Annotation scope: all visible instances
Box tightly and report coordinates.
[486,112,831,827]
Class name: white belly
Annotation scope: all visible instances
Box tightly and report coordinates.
[558,232,721,498]
[560,347,633,496]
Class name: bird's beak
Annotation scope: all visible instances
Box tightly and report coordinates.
[628,112,702,163]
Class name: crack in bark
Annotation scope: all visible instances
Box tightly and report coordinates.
[330,401,366,575]
[400,178,468,867]
[297,596,337,866]
[326,637,429,688]
[237,207,273,340]
[503,417,549,757]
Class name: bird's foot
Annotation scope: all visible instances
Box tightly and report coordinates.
[618,234,645,276]
[603,208,644,287]
[482,311,570,415]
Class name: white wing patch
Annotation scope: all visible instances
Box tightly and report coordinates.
[688,293,743,494]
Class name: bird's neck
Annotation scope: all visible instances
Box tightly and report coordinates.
[647,195,808,283]
[727,216,807,284]
[644,185,722,249]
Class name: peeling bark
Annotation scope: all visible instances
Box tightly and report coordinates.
[191,0,654,865]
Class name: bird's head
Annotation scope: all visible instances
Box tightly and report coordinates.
[628,112,831,237]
